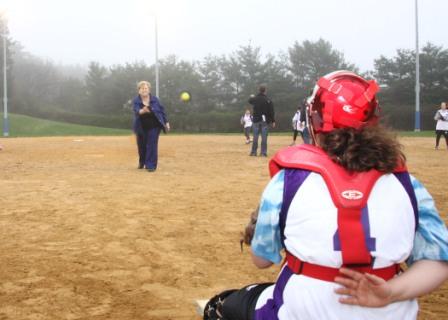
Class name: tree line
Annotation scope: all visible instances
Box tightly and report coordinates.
[1,16,447,132]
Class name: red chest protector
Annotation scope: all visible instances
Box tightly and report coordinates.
[269,144,407,266]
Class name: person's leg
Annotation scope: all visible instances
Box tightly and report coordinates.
[290,130,298,146]
[250,123,260,156]
[222,283,272,320]
[443,130,448,149]
[204,283,273,320]
[244,127,250,143]
[260,122,268,156]
[136,133,147,168]
[435,130,442,149]
[145,127,161,170]
[302,127,311,144]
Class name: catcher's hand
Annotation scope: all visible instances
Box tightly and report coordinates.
[240,206,259,251]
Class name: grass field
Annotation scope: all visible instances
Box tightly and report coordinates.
[0,112,437,138]
[0,113,130,137]
[0,134,446,320]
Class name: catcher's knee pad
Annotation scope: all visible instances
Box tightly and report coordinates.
[203,289,237,320]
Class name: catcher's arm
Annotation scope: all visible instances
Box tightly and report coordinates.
[240,206,259,251]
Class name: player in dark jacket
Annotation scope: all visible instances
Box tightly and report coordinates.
[248,85,275,157]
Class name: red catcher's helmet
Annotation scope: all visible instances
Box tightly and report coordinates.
[307,70,380,134]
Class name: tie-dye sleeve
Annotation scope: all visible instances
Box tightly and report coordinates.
[251,170,285,264]
[407,175,448,265]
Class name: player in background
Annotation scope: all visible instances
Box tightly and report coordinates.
[290,106,304,146]
[434,101,448,150]
[203,71,448,320]
[241,109,253,144]
[248,85,275,157]
[300,97,312,144]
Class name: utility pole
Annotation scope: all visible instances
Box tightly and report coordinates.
[414,0,420,132]
[154,15,159,97]
[2,19,8,137]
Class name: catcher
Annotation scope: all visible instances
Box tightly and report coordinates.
[204,71,448,320]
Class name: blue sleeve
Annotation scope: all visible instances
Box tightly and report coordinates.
[152,96,168,124]
[407,175,448,264]
[251,170,285,264]
[132,96,141,116]
[159,101,168,123]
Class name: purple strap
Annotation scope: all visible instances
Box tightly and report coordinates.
[393,172,419,230]
[279,169,311,247]
[253,169,309,319]
[254,266,293,320]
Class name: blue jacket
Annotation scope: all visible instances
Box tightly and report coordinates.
[132,95,169,134]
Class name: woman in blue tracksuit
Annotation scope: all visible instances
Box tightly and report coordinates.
[132,81,170,172]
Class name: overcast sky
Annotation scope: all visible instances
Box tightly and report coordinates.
[3,0,447,72]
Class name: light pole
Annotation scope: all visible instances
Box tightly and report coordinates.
[414,0,420,132]
[1,28,8,136]
[154,15,159,97]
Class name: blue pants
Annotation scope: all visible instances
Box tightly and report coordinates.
[244,126,251,140]
[136,127,161,169]
[302,127,311,144]
[251,121,268,156]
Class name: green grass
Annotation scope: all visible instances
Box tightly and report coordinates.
[0,112,436,138]
[397,130,434,137]
[0,113,130,137]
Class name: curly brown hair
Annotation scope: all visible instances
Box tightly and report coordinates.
[318,126,405,173]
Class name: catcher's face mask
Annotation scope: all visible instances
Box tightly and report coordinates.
[306,70,381,142]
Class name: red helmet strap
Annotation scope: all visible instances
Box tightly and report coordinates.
[322,100,335,132]
[317,77,354,102]
[354,80,379,107]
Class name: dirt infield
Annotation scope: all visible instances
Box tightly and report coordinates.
[0,135,446,320]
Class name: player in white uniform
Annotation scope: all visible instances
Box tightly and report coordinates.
[434,102,448,150]
[241,109,254,144]
[204,71,448,320]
